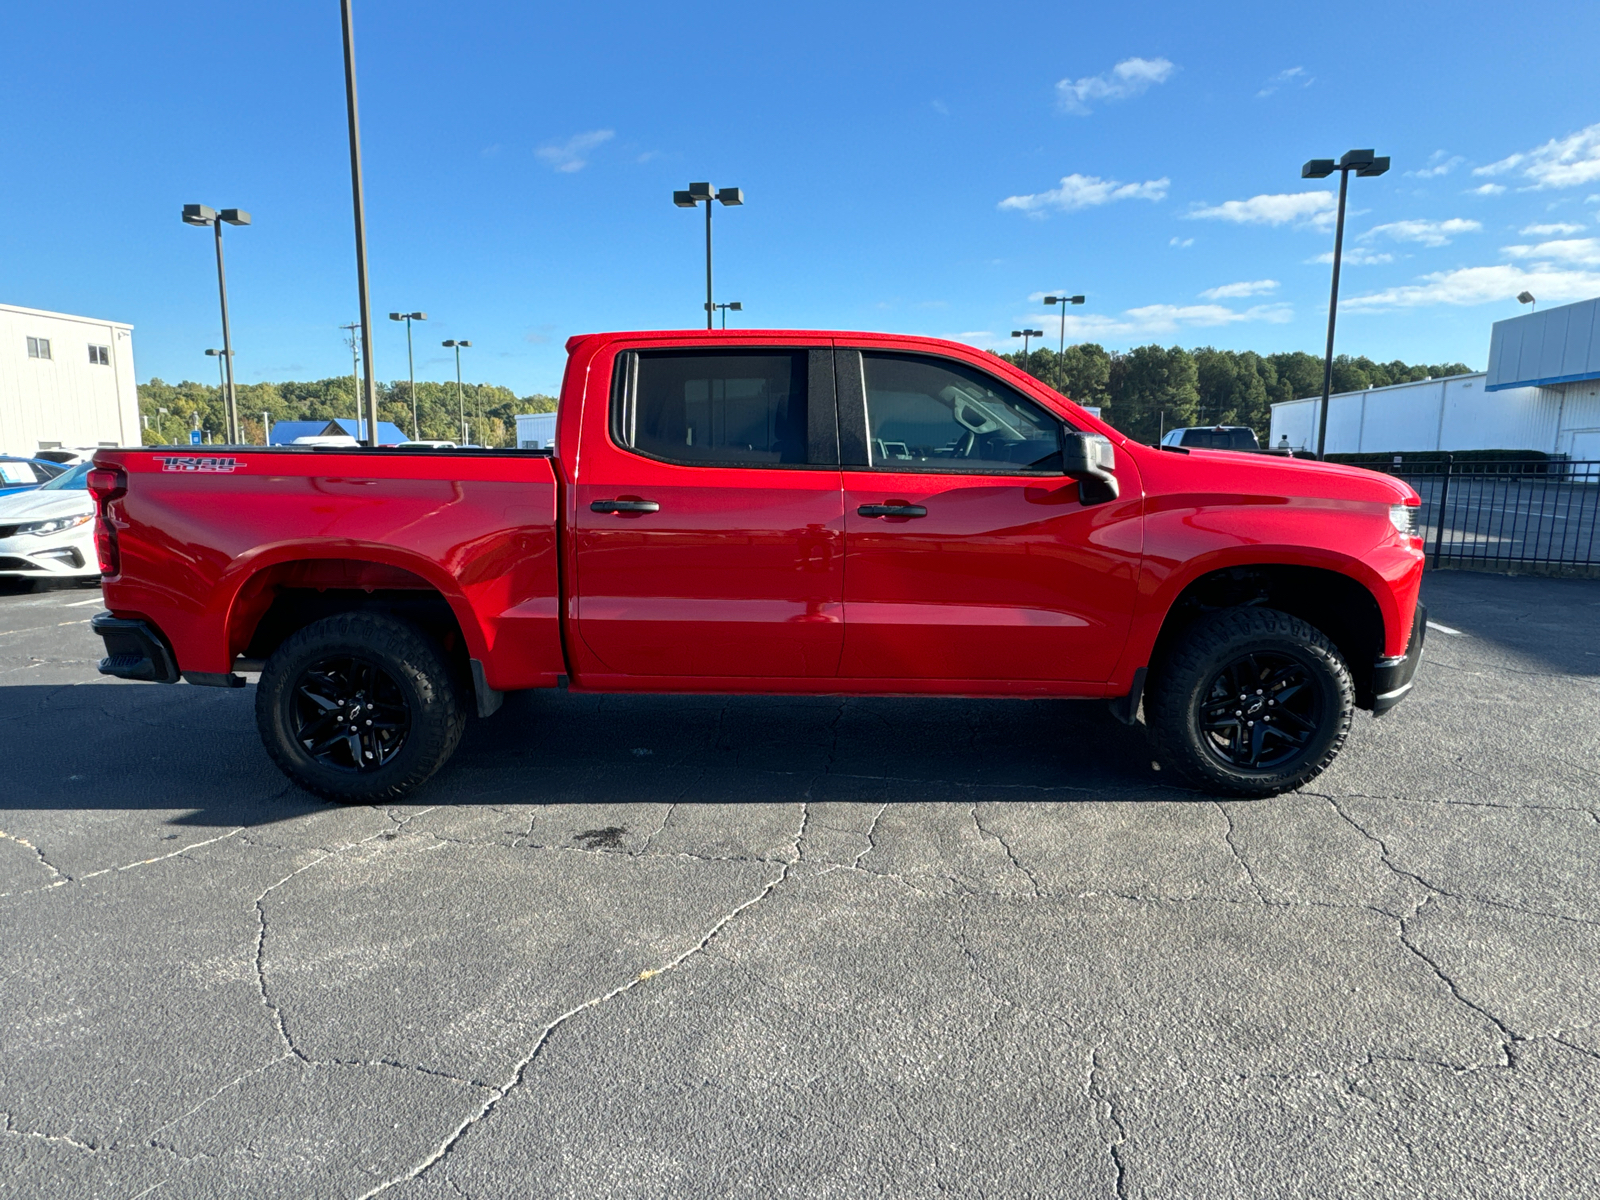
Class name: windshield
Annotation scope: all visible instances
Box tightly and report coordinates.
[38,462,91,491]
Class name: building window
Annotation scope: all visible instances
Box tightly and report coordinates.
[26,336,52,360]
[88,344,111,366]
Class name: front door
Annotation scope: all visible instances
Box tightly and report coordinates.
[836,348,1142,683]
[572,346,845,679]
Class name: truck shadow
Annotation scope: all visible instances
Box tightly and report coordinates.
[1420,571,1600,675]
[0,682,1180,828]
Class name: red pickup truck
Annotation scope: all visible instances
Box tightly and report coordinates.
[88,329,1425,802]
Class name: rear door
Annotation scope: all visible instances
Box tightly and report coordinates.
[571,344,845,679]
[836,347,1142,684]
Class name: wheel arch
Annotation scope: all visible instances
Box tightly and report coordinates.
[1147,562,1389,709]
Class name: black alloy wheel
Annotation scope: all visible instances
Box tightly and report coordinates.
[256,612,467,803]
[1197,651,1323,771]
[290,655,412,772]
[1144,606,1354,797]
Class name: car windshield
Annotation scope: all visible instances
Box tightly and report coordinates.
[38,462,92,491]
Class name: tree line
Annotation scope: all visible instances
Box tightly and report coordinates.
[997,345,1472,445]
[137,343,1471,449]
[136,377,557,447]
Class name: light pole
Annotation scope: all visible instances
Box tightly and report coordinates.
[1518,290,1536,313]
[340,0,380,446]
[261,410,271,445]
[1303,148,1390,459]
[1011,329,1044,373]
[389,312,427,439]
[204,348,229,397]
[442,339,472,443]
[1042,295,1085,393]
[713,301,742,329]
[673,182,743,329]
[182,204,250,444]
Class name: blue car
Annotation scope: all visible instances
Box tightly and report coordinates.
[0,457,67,498]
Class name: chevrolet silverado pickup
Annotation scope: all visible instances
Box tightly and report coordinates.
[88,329,1426,802]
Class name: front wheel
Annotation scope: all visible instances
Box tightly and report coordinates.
[1145,607,1354,797]
[255,613,466,804]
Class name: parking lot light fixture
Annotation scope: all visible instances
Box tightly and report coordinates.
[389,312,427,439]
[1518,291,1536,312]
[204,348,229,403]
[182,204,249,444]
[1011,328,1044,371]
[442,339,472,442]
[1043,294,1085,392]
[675,182,743,328]
[1303,148,1390,459]
[713,301,742,329]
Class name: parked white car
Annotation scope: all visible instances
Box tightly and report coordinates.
[0,461,97,580]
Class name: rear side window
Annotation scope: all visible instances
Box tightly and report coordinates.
[861,352,1062,473]
[613,350,809,466]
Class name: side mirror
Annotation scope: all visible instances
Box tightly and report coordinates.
[1062,431,1118,504]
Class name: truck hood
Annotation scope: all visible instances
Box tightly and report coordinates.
[1143,447,1418,504]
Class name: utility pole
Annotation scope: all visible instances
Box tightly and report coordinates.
[340,322,362,426]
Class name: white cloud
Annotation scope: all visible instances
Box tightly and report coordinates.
[1056,57,1175,115]
[535,129,614,173]
[1465,183,1506,196]
[1169,236,1194,247]
[1521,222,1584,236]
[1185,191,1336,228]
[1256,66,1312,99]
[1344,263,1600,311]
[1361,218,1482,247]
[999,173,1169,217]
[1473,123,1600,190]
[1409,151,1463,179]
[1503,237,1600,266]
[1199,279,1279,300]
[1305,248,1394,266]
[1001,302,1292,343]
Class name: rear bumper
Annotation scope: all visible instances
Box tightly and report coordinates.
[1371,602,1426,716]
[91,612,180,683]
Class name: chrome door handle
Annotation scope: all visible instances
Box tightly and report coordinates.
[857,504,927,518]
[590,499,660,514]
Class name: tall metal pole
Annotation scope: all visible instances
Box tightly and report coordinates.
[341,0,379,447]
[340,321,361,426]
[405,317,418,439]
[454,343,465,443]
[1315,167,1352,461]
[1056,307,1067,393]
[704,198,714,330]
[212,223,239,443]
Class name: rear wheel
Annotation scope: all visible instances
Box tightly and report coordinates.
[255,613,466,804]
[1146,607,1353,796]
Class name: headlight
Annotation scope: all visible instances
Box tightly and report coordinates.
[18,513,93,536]
[1389,503,1417,537]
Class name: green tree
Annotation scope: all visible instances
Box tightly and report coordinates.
[1107,345,1199,443]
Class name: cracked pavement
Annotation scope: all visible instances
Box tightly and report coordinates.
[1,570,1597,1197]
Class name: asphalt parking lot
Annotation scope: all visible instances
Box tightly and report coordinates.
[2,571,1598,1198]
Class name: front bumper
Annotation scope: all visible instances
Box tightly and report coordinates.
[1371,601,1426,716]
[0,528,97,576]
[91,612,180,683]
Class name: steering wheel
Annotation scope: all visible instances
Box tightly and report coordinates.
[954,430,976,457]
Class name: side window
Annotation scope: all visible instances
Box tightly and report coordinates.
[861,352,1063,472]
[88,345,111,366]
[26,337,52,361]
[613,350,809,466]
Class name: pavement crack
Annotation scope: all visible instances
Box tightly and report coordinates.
[970,805,1041,897]
[356,861,796,1198]
[1086,1050,1130,1199]
[1215,801,1268,904]
[1,1111,100,1154]
[852,803,890,869]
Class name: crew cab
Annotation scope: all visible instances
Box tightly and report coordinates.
[88,330,1426,802]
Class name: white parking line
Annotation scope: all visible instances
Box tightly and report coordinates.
[1427,620,1467,637]
[64,598,104,607]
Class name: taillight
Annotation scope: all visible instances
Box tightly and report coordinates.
[87,466,127,578]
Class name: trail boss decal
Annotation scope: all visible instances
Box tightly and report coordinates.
[160,456,243,473]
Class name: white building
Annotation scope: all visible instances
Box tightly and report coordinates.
[515,411,557,449]
[0,303,139,457]
[1270,296,1600,459]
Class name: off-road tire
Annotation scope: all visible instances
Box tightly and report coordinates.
[1146,606,1354,797]
[255,613,466,804]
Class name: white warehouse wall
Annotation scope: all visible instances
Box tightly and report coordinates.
[1269,372,1582,455]
[0,303,138,455]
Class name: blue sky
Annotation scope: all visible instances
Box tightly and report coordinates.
[3,0,1599,396]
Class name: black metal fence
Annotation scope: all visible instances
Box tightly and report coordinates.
[1368,456,1600,573]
